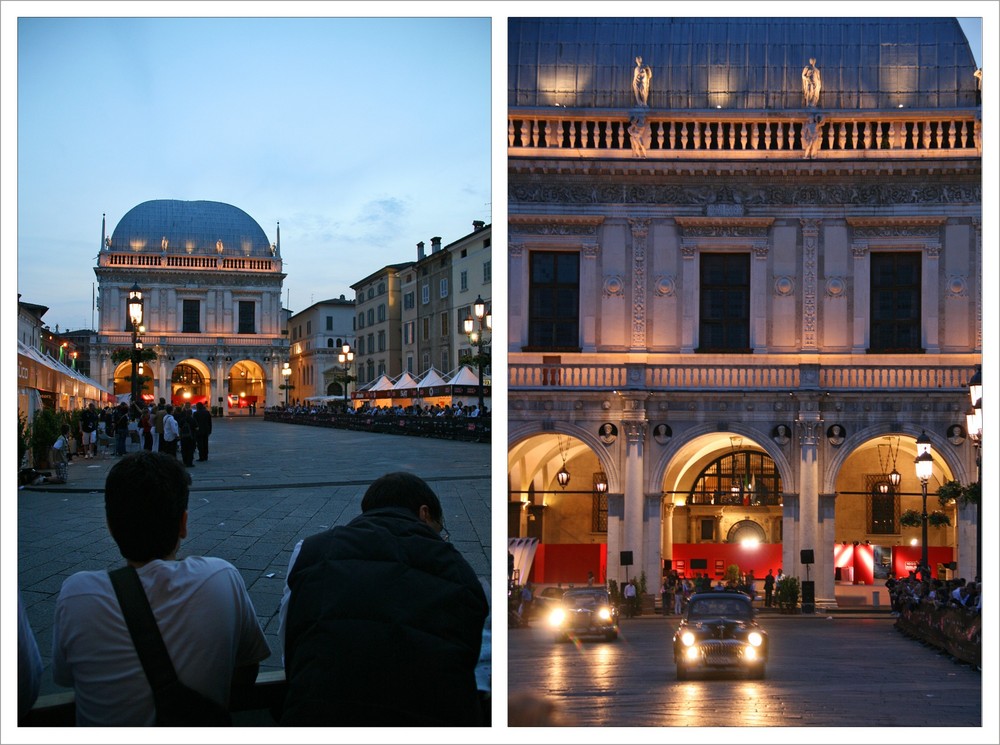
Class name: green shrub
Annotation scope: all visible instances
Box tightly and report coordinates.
[775,576,801,612]
[29,408,62,469]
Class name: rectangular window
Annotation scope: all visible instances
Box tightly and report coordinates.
[326,316,333,331]
[698,253,750,352]
[377,330,385,352]
[357,312,365,330]
[367,333,374,354]
[182,299,200,334]
[367,308,375,327]
[701,519,715,541]
[870,251,922,352]
[483,260,492,283]
[377,304,386,322]
[421,317,430,340]
[457,305,471,331]
[440,278,449,298]
[441,350,449,371]
[440,311,449,337]
[238,301,255,334]
[460,270,468,292]
[421,284,430,304]
[422,352,430,373]
[403,321,415,345]
[406,355,414,373]
[306,320,312,335]
[404,292,415,310]
[358,337,366,355]
[528,251,579,350]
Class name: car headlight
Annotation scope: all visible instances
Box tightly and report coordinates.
[598,607,612,621]
[549,608,566,627]
[681,631,696,647]
[747,631,763,647]
[685,646,700,660]
[745,646,758,661]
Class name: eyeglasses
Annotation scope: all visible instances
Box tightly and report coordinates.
[433,516,450,542]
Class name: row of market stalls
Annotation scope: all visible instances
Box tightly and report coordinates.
[305,366,490,410]
[17,339,114,422]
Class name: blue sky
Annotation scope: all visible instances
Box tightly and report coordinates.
[10,14,492,331]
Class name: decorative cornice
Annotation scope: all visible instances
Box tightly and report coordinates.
[845,216,948,228]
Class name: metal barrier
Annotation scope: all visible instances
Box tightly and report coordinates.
[263,411,490,443]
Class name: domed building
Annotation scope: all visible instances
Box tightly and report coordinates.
[507,17,982,607]
[92,199,288,413]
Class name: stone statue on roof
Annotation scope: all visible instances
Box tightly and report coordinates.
[802,58,822,108]
[632,56,652,108]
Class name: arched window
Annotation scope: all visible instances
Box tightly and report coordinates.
[726,519,766,544]
[687,450,782,506]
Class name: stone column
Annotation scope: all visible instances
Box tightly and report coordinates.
[622,421,646,584]
[628,219,650,352]
[817,492,837,606]
[580,242,600,352]
[795,416,823,591]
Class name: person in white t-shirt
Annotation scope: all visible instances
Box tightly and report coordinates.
[51,450,270,726]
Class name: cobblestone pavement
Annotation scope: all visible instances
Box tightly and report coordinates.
[16,415,491,698]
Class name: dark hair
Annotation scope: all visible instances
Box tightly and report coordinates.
[105,451,191,562]
[360,472,441,521]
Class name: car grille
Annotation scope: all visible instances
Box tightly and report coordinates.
[699,639,745,662]
[568,610,598,629]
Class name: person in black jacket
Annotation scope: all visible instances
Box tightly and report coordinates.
[278,472,489,726]
[192,401,213,461]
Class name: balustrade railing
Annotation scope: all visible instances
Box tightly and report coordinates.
[509,110,980,158]
[509,360,971,392]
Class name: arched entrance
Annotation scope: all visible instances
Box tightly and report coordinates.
[112,359,155,404]
[225,360,265,412]
[831,432,959,586]
[660,432,786,586]
[507,429,613,586]
[170,361,210,407]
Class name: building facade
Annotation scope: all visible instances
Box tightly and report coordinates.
[91,199,288,412]
[286,296,357,403]
[352,263,412,388]
[507,17,982,606]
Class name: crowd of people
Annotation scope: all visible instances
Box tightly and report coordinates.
[271,399,489,419]
[19,456,490,726]
[45,399,214,485]
[886,573,982,615]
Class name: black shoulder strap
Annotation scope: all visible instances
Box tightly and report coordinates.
[108,566,178,692]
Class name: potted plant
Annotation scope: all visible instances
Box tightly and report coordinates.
[899,509,951,528]
[18,413,30,469]
[937,480,979,508]
[775,576,801,613]
[29,408,62,469]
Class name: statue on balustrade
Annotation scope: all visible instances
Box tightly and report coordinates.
[802,114,824,159]
[628,114,650,158]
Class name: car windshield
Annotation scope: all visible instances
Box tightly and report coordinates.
[688,598,751,619]
[565,591,607,608]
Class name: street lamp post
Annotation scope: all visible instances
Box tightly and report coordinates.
[281,362,292,407]
[463,295,492,415]
[914,431,934,583]
[338,344,354,409]
[127,283,144,406]
[966,365,982,581]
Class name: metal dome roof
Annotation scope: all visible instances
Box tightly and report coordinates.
[509,17,980,110]
[109,199,272,256]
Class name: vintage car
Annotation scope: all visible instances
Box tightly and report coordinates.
[672,591,768,680]
[547,587,619,642]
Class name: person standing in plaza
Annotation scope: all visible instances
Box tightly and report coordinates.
[160,404,179,459]
[139,404,153,451]
[152,399,167,452]
[278,471,488,726]
[114,402,129,456]
[764,569,776,607]
[176,406,198,467]
[79,402,98,459]
[193,401,213,461]
[50,451,270,725]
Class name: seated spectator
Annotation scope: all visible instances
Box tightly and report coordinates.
[278,471,488,726]
[46,424,71,484]
[51,451,270,725]
[19,592,42,721]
